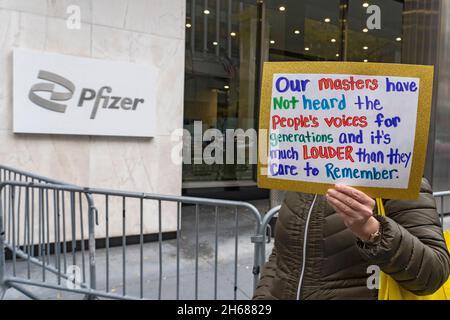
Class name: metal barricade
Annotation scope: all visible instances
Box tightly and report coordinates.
[257,205,281,270]
[0,165,72,186]
[2,165,450,300]
[0,181,97,300]
[79,187,263,300]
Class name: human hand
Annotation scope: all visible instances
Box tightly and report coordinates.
[326,184,379,241]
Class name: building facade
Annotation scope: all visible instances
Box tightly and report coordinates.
[183,0,450,196]
[0,0,449,211]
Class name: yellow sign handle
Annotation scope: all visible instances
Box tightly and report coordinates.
[376,198,385,217]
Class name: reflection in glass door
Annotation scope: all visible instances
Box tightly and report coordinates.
[264,0,343,62]
[264,0,403,63]
[346,0,402,63]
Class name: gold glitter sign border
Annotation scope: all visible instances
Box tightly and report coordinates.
[257,61,434,200]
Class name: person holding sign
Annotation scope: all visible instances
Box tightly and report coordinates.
[255,62,450,299]
[253,179,450,300]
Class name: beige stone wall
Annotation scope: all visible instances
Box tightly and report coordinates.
[0,0,186,236]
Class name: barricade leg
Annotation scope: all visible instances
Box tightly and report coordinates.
[0,196,8,299]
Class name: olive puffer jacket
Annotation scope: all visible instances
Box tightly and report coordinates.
[253,178,450,300]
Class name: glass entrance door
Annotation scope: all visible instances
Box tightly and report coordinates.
[182,0,404,189]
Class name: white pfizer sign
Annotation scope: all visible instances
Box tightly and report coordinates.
[13,48,158,137]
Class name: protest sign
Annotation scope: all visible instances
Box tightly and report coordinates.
[257,62,434,199]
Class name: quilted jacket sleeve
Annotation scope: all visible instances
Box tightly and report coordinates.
[357,178,450,295]
[252,246,278,299]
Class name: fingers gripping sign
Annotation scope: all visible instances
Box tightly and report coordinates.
[326,184,379,241]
